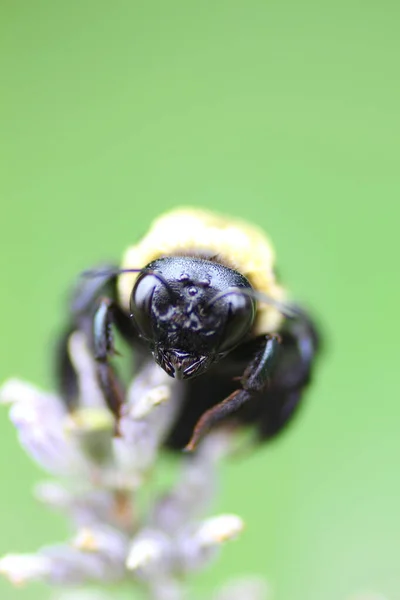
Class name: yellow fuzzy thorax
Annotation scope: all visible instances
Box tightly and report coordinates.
[117,208,286,334]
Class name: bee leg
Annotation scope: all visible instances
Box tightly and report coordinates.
[55,265,118,410]
[185,335,280,451]
[257,309,320,440]
[55,265,136,420]
[55,327,80,411]
[92,297,126,424]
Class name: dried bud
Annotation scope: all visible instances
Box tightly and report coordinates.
[0,379,92,477]
[0,553,52,586]
[126,530,173,578]
[64,407,114,465]
[194,514,244,546]
[178,514,244,572]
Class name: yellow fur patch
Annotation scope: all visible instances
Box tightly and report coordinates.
[117,208,286,334]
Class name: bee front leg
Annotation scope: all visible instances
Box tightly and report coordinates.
[56,266,136,422]
[56,266,118,411]
[185,335,280,451]
[92,297,126,423]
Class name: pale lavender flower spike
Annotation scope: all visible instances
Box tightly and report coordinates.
[0,330,269,599]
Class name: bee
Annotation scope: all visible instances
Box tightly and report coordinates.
[57,208,320,451]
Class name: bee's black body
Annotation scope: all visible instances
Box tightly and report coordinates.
[57,209,320,451]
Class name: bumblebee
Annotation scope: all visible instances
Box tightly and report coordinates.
[57,208,320,451]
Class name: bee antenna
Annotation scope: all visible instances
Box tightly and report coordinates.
[82,267,143,278]
[82,267,178,300]
[207,287,299,318]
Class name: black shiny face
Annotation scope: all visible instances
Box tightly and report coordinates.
[130,257,256,379]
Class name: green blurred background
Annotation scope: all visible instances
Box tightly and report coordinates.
[1,1,399,599]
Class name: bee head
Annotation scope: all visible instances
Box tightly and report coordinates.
[130,257,256,379]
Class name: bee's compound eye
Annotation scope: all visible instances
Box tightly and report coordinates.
[130,274,157,340]
[217,294,255,352]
